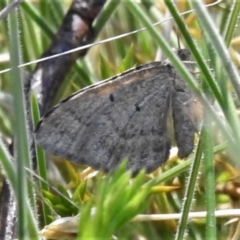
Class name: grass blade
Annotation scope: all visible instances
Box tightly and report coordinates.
[7,4,39,239]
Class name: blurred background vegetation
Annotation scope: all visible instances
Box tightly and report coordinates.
[1,0,240,239]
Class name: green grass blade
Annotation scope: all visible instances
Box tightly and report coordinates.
[224,0,240,46]
[20,1,54,38]
[164,0,223,106]
[175,132,204,240]
[203,116,216,239]
[93,0,120,35]
[31,92,52,226]
[190,0,240,165]
[7,4,39,239]
[190,1,240,102]
[0,139,16,189]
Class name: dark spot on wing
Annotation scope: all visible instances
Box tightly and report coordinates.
[135,103,140,111]
[166,64,173,72]
[109,94,114,102]
[77,117,82,123]
[135,65,141,70]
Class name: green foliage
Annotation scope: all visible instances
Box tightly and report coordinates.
[78,161,150,239]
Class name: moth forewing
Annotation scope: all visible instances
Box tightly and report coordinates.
[35,55,196,174]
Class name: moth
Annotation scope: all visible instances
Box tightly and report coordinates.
[35,49,195,174]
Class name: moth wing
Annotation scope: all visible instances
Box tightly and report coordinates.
[172,71,195,158]
[35,63,172,173]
